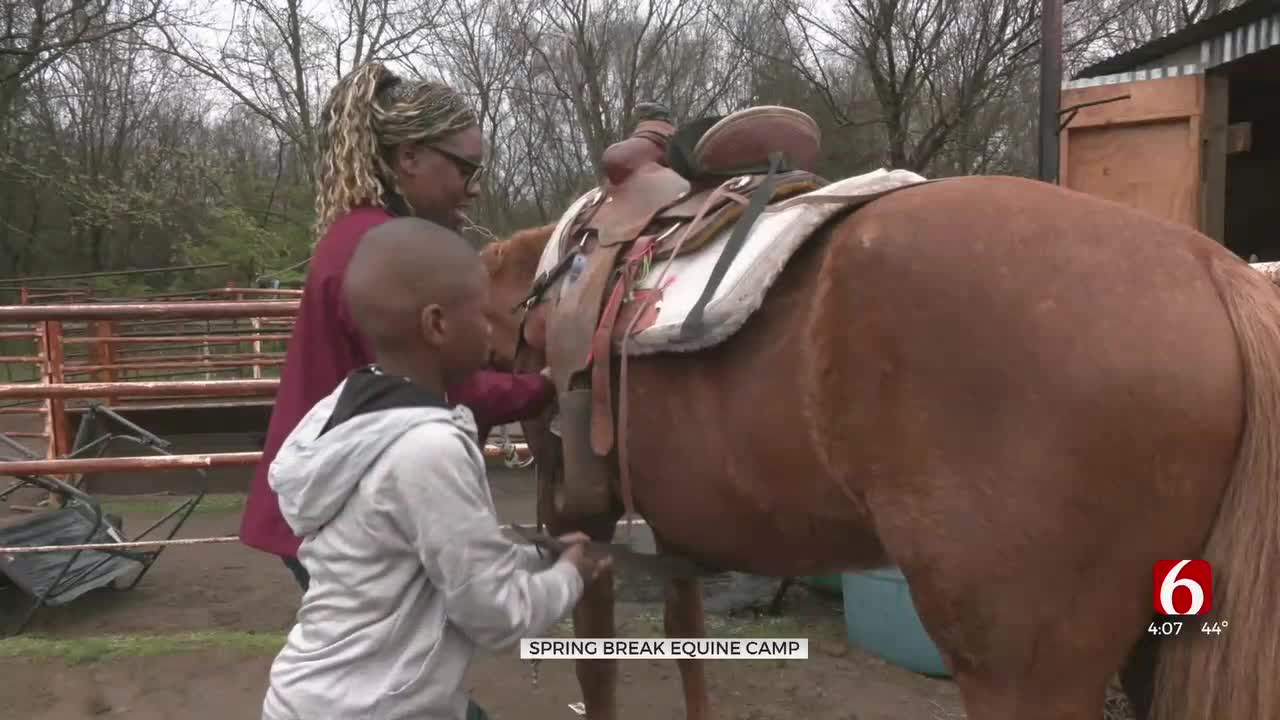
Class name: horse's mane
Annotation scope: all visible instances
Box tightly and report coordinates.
[483,223,556,280]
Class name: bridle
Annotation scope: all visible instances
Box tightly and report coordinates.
[496,235,587,538]
[507,239,583,373]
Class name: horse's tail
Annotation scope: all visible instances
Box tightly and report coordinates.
[1150,255,1280,720]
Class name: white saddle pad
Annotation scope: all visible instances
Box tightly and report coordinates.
[536,168,929,356]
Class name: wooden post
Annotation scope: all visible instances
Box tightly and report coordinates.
[93,319,119,404]
[251,316,263,379]
[1201,72,1229,243]
[202,323,212,381]
[230,283,262,380]
[37,320,71,499]
[1039,0,1063,183]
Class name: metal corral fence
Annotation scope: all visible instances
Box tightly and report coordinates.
[0,266,530,487]
[4,260,1280,484]
[0,258,1277,636]
[0,263,295,386]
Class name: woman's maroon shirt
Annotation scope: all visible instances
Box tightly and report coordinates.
[238,206,553,559]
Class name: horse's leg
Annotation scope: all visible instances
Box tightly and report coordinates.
[890,524,1148,720]
[553,505,624,720]
[852,446,1207,720]
[765,577,794,616]
[529,423,622,720]
[662,574,711,720]
[1118,620,1159,719]
[573,565,618,720]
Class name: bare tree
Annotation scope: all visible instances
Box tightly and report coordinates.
[0,0,1230,278]
[329,0,443,80]
[0,0,163,114]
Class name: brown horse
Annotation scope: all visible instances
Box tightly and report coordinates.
[479,174,1280,720]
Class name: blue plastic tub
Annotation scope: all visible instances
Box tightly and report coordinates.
[841,567,951,677]
[802,574,843,597]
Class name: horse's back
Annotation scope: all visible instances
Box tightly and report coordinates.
[818,172,1243,407]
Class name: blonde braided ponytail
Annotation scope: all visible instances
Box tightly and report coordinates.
[313,63,478,242]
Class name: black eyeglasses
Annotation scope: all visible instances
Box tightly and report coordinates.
[428,145,485,187]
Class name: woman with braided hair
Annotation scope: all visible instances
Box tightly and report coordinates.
[313,63,483,234]
[239,62,554,593]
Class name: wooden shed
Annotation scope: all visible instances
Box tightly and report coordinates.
[1059,0,1280,260]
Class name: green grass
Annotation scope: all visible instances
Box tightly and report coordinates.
[100,493,245,516]
[0,630,287,664]
[0,339,39,382]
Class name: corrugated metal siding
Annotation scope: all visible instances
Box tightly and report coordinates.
[1063,10,1280,89]
[1202,11,1280,64]
[1138,44,1205,71]
[1062,64,1204,89]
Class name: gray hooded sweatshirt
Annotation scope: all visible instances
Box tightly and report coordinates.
[261,375,584,720]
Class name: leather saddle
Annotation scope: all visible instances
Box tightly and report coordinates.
[540,103,824,520]
[563,105,825,250]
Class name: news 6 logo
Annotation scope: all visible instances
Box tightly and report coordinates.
[1153,559,1212,615]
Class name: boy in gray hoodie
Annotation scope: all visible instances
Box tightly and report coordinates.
[261,217,607,720]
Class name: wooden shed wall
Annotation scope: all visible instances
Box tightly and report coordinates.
[1059,75,1207,231]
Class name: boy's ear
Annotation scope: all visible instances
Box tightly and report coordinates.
[418,304,447,345]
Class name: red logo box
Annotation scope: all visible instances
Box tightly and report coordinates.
[1153,559,1212,615]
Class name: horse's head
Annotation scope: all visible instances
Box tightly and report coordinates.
[480,223,556,374]
[482,224,563,524]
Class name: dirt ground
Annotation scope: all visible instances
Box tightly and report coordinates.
[0,462,972,720]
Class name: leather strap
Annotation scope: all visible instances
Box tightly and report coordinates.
[589,261,633,456]
[679,152,785,340]
[516,243,581,314]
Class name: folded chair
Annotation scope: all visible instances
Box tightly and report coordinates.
[0,402,207,636]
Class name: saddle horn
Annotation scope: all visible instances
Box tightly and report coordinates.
[600,101,678,187]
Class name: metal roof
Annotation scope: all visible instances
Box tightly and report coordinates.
[1064,0,1280,89]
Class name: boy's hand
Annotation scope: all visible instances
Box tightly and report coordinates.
[556,532,612,584]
